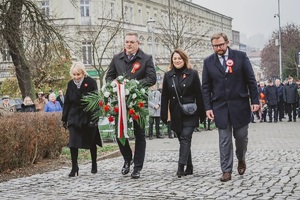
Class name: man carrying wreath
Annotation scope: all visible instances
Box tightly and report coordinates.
[202,32,259,182]
[106,32,156,179]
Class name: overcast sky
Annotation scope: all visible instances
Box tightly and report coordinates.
[192,0,299,41]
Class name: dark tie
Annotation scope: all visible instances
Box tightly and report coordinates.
[128,55,134,60]
[221,55,226,70]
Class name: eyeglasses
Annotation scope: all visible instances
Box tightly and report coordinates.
[212,43,226,48]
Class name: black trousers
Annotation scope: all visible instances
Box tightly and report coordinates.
[148,116,160,137]
[268,105,278,121]
[117,121,146,171]
[277,100,284,120]
[176,126,194,165]
[286,103,297,120]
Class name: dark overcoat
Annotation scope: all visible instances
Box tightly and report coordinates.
[106,49,156,87]
[283,83,298,104]
[62,76,102,148]
[265,85,278,106]
[161,68,206,133]
[202,48,259,129]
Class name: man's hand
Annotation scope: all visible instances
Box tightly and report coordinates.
[251,104,260,112]
[206,110,214,120]
[62,121,68,129]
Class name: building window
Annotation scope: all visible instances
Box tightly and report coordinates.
[138,8,142,24]
[82,42,92,64]
[1,49,11,62]
[80,0,90,17]
[110,2,114,19]
[40,0,50,17]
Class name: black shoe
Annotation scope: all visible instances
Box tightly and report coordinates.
[131,169,141,179]
[156,135,164,139]
[69,165,79,177]
[268,121,272,123]
[91,162,97,174]
[121,160,132,175]
[184,165,193,176]
[274,120,277,123]
[288,119,292,122]
[168,135,174,139]
[293,119,296,122]
[177,164,185,178]
[149,136,153,140]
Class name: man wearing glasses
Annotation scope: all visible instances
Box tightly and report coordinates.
[106,32,156,179]
[202,32,259,182]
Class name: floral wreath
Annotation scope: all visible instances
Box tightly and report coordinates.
[82,75,148,145]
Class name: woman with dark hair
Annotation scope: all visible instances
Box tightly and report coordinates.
[62,62,102,177]
[160,49,206,178]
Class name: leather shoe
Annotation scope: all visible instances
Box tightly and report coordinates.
[220,172,231,182]
[237,160,246,175]
[131,169,140,179]
[121,160,132,175]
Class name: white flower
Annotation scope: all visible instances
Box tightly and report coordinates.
[104,91,110,98]
[116,75,124,81]
[113,87,118,93]
[101,85,106,92]
[132,93,137,99]
[141,88,145,94]
[124,78,129,83]
[110,81,117,87]
[125,89,129,95]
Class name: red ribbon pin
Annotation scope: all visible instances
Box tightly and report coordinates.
[131,62,140,74]
[226,59,234,73]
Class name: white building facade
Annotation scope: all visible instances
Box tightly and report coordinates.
[0,0,233,84]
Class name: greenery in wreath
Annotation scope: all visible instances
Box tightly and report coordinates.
[82,75,149,145]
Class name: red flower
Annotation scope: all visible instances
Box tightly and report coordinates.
[84,83,88,87]
[138,102,144,108]
[108,116,114,122]
[99,101,103,107]
[129,108,135,115]
[104,105,110,112]
[114,107,119,113]
[133,114,139,120]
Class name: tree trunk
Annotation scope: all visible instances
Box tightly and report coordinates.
[3,0,34,99]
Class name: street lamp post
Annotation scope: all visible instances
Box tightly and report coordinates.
[275,0,282,80]
[147,18,156,67]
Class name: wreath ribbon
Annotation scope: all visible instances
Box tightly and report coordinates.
[114,80,129,139]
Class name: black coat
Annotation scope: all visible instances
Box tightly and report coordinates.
[106,49,156,87]
[56,95,64,108]
[62,76,102,148]
[283,83,298,104]
[21,104,36,112]
[202,48,259,129]
[265,85,278,106]
[161,68,206,133]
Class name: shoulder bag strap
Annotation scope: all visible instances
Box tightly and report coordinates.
[172,77,184,109]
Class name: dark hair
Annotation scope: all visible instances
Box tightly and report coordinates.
[168,49,191,71]
[210,32,229,43]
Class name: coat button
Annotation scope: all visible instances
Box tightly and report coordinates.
[180,96,182,98]
[173,97,175,99]
[183,84,185,87]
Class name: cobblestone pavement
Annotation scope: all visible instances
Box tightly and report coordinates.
[0,120,300,199]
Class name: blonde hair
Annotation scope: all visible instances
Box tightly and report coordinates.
[23,96,33,106]
[168,49,192,71]
[70,62,88,78]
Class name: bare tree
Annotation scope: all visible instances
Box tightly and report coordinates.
[261,23,300,80]
[0,0,66,99]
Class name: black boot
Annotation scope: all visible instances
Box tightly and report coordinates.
[184,152,193,176]
[167,121,173,139]
[90,145,97,174]
[69,147,79,177]
[177,164,185,178]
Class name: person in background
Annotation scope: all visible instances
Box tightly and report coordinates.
[283,75,298,122]
[264,79,278,123]
[106,32,156,179]
[56,90,65,109]
[202,32,259,182]
[44,93,62,112]
[0,95,16,116]
[21,96,36,112]
[62,62,102,177]
[258,81,267,122]
[34,92,47,112]
[148,85,163,139]
[161,49,206,178]
[275,79,284,121]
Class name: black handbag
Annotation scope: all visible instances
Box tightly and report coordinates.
[172,77,197,115]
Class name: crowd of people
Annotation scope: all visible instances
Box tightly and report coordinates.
[1,31,300,183]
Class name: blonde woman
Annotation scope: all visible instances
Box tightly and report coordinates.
[21,96,36,112]
[62,62,102,177]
